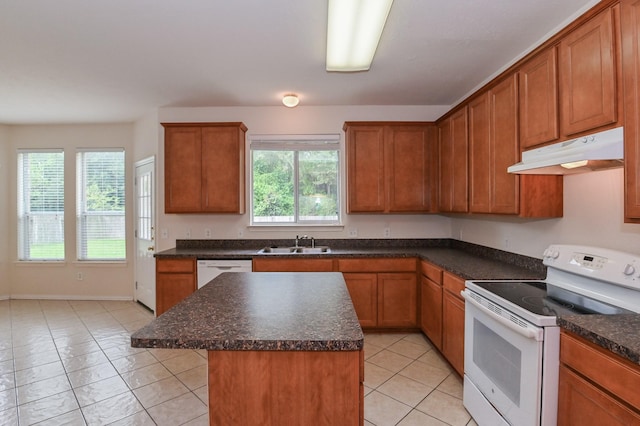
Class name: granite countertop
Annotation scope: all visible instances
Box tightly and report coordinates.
[154,238,547,281]
[557,314,640,365]
[131,272,363,351]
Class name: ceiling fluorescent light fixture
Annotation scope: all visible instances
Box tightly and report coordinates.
[326,0,394,72]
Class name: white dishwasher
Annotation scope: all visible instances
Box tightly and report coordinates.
[196,259,253,289]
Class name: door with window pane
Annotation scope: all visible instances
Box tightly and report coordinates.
[135,157,155,311]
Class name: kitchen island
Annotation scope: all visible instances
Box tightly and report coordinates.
[131,272,364,425]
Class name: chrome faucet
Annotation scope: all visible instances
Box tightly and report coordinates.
[295,235,312,247]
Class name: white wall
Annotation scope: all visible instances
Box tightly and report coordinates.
[8,124,135,299]
[452,168,640,258]
[155,105,452,251]
[0,125,9,299]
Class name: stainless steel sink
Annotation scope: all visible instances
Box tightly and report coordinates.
[258,246,331,254]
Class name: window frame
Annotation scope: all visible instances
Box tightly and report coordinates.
[76,148,126,262]
[17,149,66,261]
[249,134,341,226]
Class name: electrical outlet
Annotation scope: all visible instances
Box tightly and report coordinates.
[204,228,212,238]
[238,228,244,238]
[186,228,191,238]
[348,228,358,238]
[76,272,83,281]
[504,238,510,249]
[383,227,390,238]
[161,229,168,239]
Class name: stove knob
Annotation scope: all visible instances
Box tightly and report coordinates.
[624,264,636,276]
[550,250,560,259]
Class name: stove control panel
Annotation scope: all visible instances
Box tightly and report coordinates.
[543,244,640,287]
[570,253,607,270]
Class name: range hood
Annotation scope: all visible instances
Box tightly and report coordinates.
[507,126,624,175]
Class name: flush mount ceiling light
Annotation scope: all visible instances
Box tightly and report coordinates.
[326,0,394,72]
[282,94,299,108]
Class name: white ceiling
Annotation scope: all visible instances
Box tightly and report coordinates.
[1,0,599,124]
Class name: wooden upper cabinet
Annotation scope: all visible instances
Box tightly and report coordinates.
[345,124,385,212]
[163,122,247,214]
[438,107,469,213]
[345,122,436,213]
[201,126,246,213]
[386,125,437,212]
[559,7,618,136]
[469,76,519,215]
[519,46,560,149]
[621,0,640,222]
[164,126,203,213]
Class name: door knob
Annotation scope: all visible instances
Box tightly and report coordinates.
[147,246,155,251]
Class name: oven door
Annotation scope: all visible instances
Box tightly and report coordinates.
[462,289,544,426]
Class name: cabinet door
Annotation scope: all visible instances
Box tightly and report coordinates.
[438,107,469,213]
[155,258,196,316]
[469,76,519,214]
[346,125,386,212]
[489,75,519,214]
[559,7,617,135]
[386,125,436,212]
[420,275,443,350]
[377,273,418,327]
[156,273,196,316]
[343,273,378,328]
[558,365,640,426]
[164,127,202,213]
[621,0,640,221]
[519,46,560,148]
[442,290,465,376]
[442,272,465,376]
[201,126,246,213]
[469,93,491,213]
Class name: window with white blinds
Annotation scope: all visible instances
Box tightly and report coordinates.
[76,149,125,261]
[17,149,65,261]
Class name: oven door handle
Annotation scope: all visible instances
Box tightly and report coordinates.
[461,290,543,341]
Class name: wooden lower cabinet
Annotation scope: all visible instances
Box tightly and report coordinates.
[377,273,418,327]
[420,275,443,350]
[441,272,465,376]
[559,331,640,425]
[559,366,640,425]
[339,258,418,329]
[155,258,196,316]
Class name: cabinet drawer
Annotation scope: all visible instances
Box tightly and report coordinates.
[561,331,640,410]
[157,258,195,273]
[443,272,465,299]
[252,258,334,272]
[421,261,442,284]
[337,258,416,272]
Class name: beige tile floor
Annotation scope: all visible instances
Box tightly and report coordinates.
[0,299,477,425]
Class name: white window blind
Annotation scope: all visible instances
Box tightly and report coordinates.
[76,149,125,261]
[17,149,65,261]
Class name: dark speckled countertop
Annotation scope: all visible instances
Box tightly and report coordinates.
[154,238,547,280]
[131,272,363,351]
[557,315,640,365]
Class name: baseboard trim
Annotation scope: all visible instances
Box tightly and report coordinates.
[8,294,134,301]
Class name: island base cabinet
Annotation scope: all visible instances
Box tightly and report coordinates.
[208,350,364,425]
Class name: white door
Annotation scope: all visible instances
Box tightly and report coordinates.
[135,157,156,311]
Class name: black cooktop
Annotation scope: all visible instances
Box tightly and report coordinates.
[470,280,597,317]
